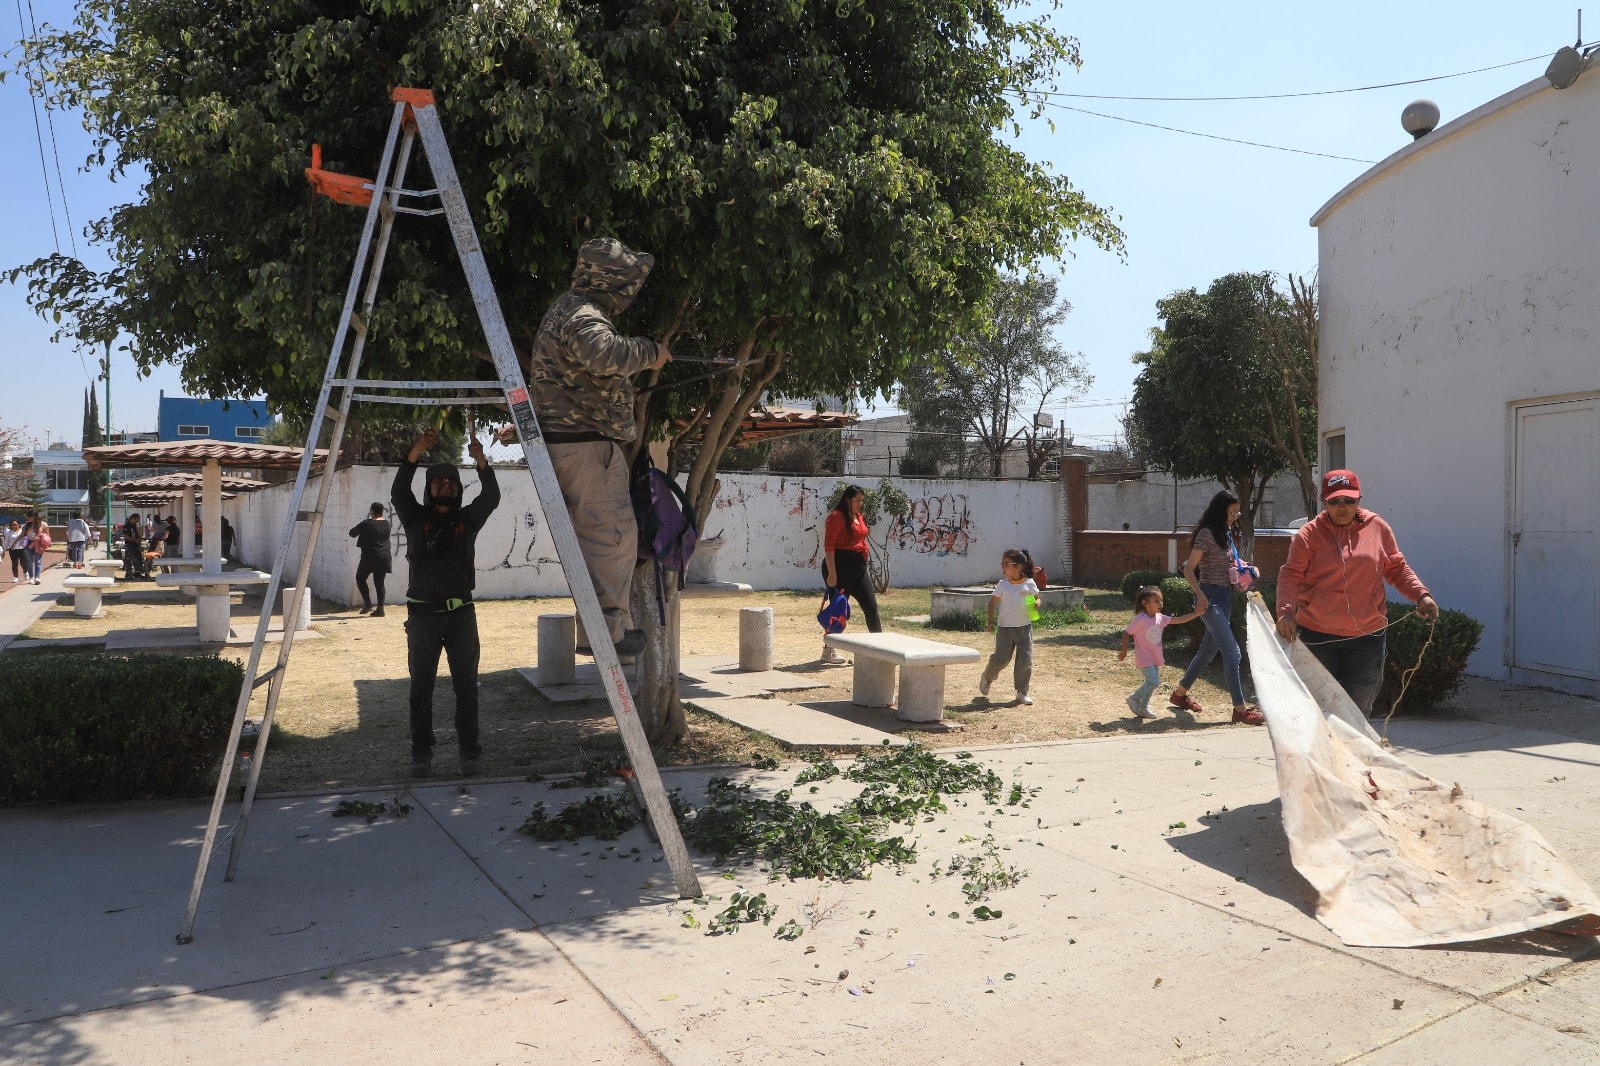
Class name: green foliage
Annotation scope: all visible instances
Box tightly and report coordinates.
[1126,272,1313,530]
[331,797,412,822]
[0,653,243,804]
[1376,604,1485,713]
[706,890,777,934]
[516,792,642,841]
[931,834,1026,902]
[1119,569,1176,603]
[679,743,1004,881]
[12,0,1122,471]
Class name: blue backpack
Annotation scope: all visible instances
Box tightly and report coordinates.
[818,586,850,634]
[631,456,699,624]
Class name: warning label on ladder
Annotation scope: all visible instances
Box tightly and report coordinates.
[507,386,541,442]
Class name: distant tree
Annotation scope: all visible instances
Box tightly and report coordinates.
[896,275,1090,478]
[767,430,840,476]
[82,388,108,521]
[825,478,911,593]
[1127,272,1311,550]
[0,423,31,503]
[1257,273,1319,519]
[21,476,49,517]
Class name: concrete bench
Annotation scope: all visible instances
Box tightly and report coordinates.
[86,558,123,579]
[824,632,981,723]
[154,570,271,641]
[63,575,116,618]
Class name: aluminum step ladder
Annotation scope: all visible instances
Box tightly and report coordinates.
[177,87,702,943]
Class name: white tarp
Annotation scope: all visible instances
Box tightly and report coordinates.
[1245,595,1600,947]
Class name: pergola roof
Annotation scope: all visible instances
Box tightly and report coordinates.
[109,472,269,493]
[715,405,857,444]
[121,492,240,508]
[82,439,328,472]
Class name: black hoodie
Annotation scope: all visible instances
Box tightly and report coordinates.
[390,459,500,604]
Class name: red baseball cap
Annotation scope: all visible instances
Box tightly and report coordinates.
[1321,469,1361,500]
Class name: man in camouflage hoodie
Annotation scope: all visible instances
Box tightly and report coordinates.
[528,237,671,656]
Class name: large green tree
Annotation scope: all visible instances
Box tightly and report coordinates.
[1126,272,1315,550]
[896,273,1088,478]
[12,0,1122,741]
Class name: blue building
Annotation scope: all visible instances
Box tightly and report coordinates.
[157,393,272,442]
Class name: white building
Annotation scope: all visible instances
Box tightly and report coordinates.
[1311,52,1600,695]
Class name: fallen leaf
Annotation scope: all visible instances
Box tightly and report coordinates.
[1153,977,1163,988]
[1392,999,1404,1010]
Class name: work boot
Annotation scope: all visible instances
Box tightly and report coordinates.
[410,756,432,778]
[371,606,385,617]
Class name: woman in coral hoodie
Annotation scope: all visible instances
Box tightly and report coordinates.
[1275,469,1440,717]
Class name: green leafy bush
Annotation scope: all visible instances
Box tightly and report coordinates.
[1375,603,1484,714]
[1118,571,1275,655]
[0,653,244,805]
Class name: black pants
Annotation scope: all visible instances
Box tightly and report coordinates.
[405,605,481,759]
[7,548,23,578]
[831,550,881,632]
[1299,627,1387,717]
[355,561,388,609]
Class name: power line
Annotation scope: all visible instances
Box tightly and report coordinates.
[16,0,61,253]
[1044,101,1379,164]
[1038,50,1559,102]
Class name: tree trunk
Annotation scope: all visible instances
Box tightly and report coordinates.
[633,563,688,747]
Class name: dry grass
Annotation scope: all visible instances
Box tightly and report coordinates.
[19,581,1256,794]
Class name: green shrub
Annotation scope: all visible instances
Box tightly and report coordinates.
[1119,570,1175,603]
[1375,603,1484,714]
[928,606,1092,633]
[0,653,244,805]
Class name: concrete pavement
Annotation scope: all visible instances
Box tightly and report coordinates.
[5,707,1600,1064]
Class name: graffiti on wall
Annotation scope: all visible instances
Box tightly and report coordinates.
[888,493,971,557]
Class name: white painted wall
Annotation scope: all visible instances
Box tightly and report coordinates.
[228,468,1063,604]
[1312,70,1600,689]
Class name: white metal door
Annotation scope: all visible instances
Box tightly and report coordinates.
[1511,398,1599,679]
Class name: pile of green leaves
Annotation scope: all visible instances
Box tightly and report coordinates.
[331,797,412,823]
[680,745,1003,880]
[516,792,642,842]
[0,652,243,804]
[1376,603,1484,714]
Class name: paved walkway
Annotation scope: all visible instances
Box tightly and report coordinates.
[4,703,1600,1063]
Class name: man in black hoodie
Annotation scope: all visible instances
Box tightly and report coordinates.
[392,427,500,778]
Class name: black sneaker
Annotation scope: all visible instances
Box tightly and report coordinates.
[410,757,432,778]
[371,606,385,617]
[358,605,371,615]
[460,756,481,777]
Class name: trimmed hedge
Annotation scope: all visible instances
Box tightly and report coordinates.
[1375,603,1484,714]
[0,653,243,805]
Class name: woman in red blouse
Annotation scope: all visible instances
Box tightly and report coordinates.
[821,485,881,663]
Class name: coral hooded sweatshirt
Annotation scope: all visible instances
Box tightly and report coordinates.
[1275,509,1429,638]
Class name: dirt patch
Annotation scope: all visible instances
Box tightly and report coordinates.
[19,582,1257,794]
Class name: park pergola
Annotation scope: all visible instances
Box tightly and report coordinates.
[108,472,266,558]
[84,440,328,640]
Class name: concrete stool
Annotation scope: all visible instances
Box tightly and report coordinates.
[538,613,577,686]
[739,607,774,671]
[281,587,313,632]
[86,558,122,579]
[63,575,115,618]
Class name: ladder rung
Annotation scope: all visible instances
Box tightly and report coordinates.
[251,665,285,690]
[295,510,319,522]
[349,312,366,335]
[332,379,504,390]
[352,393,507,407]
[322,405,341,425]
[392,206,446,217]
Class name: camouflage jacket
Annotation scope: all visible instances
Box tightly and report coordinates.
[528,238,658,442]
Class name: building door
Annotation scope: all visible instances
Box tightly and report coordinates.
[1511,398,1599,682]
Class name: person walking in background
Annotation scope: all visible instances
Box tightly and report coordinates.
[66,512,90,570]
[349,502,393,617]
[392,427,500,779]
[164,515,181,557]
[220,516,235,561]
[977,548,1039,705]
[522,236,671,659]
[820,485,881,664]
[1275,469,1439,718]
[4,520,23,582]
[1119,584,1203,720]
[1168,490,1265,726]
[21,513,48,583]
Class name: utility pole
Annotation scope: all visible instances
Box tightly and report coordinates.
[102,340,114,557]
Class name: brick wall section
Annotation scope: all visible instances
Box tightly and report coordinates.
[1073,531,1292,588]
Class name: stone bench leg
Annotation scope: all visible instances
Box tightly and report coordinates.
[538,613,576,686]
[851,657,897,708]
[196,592,232,643]
[739,607,773,671]
[73,587,105,618]
[897,664,948,723]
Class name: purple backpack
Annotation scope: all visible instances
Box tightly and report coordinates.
[631,457,699,624]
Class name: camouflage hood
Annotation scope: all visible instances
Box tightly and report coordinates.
[570,238,654,315]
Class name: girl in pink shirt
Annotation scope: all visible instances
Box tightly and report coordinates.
[1118,586,1202,720]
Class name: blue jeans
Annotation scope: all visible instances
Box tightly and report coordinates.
[26,549,42,579]
[1129,665,1161,710]
[1299,627,1387,717]
[1179,583,1245,706]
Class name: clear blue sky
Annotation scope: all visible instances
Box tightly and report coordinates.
[1,0,1588,452]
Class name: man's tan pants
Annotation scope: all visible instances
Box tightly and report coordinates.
[547,440,636,647]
